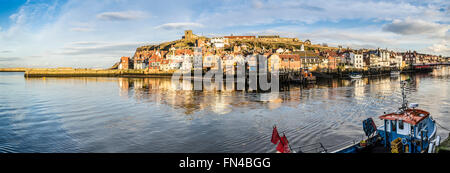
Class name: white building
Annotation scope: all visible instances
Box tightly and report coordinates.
[276,48,284,53]
[181,54,193,71]
[193,47,203,70]
[349,53,364,69]
[211,37,228,48]
[390,53,403,68]
[378,49,390,67]
[369,54,382,68]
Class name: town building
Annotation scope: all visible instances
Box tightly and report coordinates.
[376,49,391,67]
[210,37,228,48]
[297,50,320,70]
[276,48,285,54]
[149,51,163,70]
[119,57,131,70]
[365,54,382,68]
[134,57,148,70]
[349,52,364,69]
[327,56,337,70]
[279,54,301,71]
[390,52,403,69]
[224,35,256,40]
[267,54,280,72]
[193,47,203,70]
[403,51,417,66]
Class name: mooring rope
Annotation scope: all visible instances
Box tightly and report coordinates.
[436,121,450,132]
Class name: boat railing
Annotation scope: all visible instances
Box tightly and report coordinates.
[326,140,360,153]
[291,142,328,153]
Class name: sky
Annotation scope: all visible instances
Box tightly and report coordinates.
[0,0,449,68]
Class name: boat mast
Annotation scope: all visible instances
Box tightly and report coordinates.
[400,80,408,112]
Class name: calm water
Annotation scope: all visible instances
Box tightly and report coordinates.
[0,67,449,153]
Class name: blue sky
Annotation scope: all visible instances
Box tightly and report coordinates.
[0,0,449,68]
[0,0,26,25]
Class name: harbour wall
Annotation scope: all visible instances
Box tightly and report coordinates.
[21,68,174,78]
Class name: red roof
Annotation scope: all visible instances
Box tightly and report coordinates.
[379,109,430,125]
[121,57,129,61]
[161,60,170,64]
[175,49,193,55]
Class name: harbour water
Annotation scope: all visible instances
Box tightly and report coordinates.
[0,67,449,153]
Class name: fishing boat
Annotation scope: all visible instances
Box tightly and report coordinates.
[349,72,362,79]
[271,80,441,153]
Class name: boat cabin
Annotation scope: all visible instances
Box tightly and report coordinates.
[377,107,436,153]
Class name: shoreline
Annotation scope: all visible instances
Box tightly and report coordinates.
[0,66,444,79]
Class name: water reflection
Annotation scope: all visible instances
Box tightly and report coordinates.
[113,72,429,116]
[4,66,448,153]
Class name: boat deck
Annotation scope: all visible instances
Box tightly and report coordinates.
[361,144,390,153]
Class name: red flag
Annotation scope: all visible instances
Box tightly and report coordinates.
[281,135,291,153]
[276,135,291,153]
[271,126,280,144]
[276,140,285,153]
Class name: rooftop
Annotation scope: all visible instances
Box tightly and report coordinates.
[379,109,430,125]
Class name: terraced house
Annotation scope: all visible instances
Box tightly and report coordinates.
[390,52,403,69]
[349,52,364,69]
[119,57,131,70]
[279,54,301,71]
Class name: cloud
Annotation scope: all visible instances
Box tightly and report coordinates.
[0,50,13,53]
[1,0,450,68]
[425,40,450,55]
[197,0,431,27]
[155,22,203,30]
[70,27,94,32]
[96,11,148,21]
[252,0,264,9]
[0,57,21,62]
[382,18,449,37]
[57,41,146,56]
[244,29,298,38]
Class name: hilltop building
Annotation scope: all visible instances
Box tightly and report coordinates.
[211,37,228,48]
[182,30,199,40]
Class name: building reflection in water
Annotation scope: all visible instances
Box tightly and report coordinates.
[114,70,440,116]
[25,69,445,116]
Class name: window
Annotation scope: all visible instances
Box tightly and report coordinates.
[392,121,397,131]
[399,120,404,130]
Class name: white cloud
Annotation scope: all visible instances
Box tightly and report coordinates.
[57,41,146,56]
[96,11,148,21]
[197,0,433,27]
[252,0,264,9]
[382,18,449,38]
[70,27,95,32]
[1,0,449,68]
[155,22,203,30]
[425,40,450,55]
[0,50,13,53]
